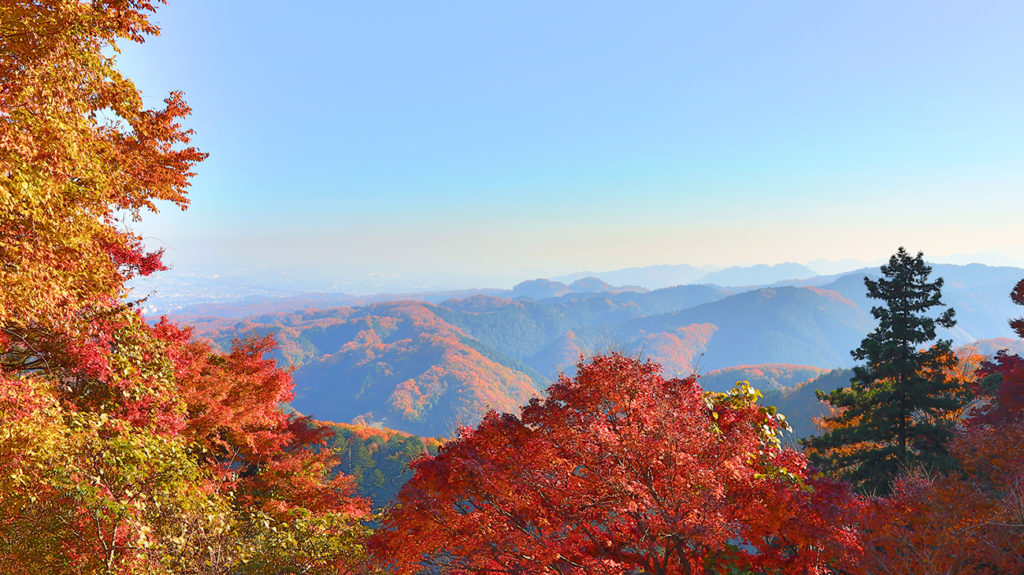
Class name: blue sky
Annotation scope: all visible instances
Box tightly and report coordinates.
[120,1,1024,285]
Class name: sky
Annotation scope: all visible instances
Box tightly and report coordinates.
[119,1,1024,288]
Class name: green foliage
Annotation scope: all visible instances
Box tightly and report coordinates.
[327,424,440,508]
[762,368,854,440]
[234,511,379,575]
[806,248,967,494]
[1,377,229,573]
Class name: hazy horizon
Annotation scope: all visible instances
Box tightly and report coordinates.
[119,1,1024,278]
[129,253,1024,317]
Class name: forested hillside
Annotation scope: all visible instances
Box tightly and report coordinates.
[184,267,1024,437]
[187,302,541,435]
[325,423,441,508]
[698,364,829,393]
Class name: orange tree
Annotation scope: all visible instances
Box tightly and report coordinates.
[1,0,204,356]
[372,354,861,574]
[0,2,372,572]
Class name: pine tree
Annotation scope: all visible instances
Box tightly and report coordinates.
[806,248,962,494]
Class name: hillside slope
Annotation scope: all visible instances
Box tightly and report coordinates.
[623,286,873,371]
[190,302,540,436]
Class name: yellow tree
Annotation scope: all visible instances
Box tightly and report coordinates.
[1,5,209,568]
[1,3,374,572]
[1,0,205,364]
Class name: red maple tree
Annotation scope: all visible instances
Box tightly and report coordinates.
[372,353,860,574]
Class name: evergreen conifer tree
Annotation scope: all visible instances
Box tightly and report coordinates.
[806,248,962,494]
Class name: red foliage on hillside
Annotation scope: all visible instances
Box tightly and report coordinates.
[641,323,717,376]
[188,302,541,436]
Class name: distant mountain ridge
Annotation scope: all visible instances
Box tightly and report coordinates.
[808,264,1024,344]
[700,263,818,287]
[554,264,717,289]
[179,262,1024,437]
[698,364,829,394]
[555,262,824,289]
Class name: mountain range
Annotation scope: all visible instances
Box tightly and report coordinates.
[178,262,1024,437]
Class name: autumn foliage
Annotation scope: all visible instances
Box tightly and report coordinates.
[836,277,1024,574]
[6,2,1024,574]
[188,302,541,437]
[1,0,204,353]
[155,321,367,519]
[851,353,1024,574]
[0,2,370,572]
[373,354,860,574]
